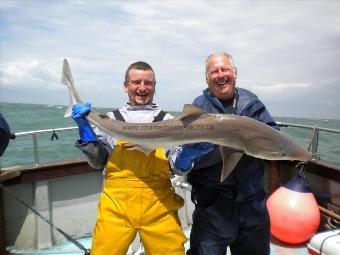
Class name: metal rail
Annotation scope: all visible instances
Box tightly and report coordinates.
[13,126,79,165]
[9,123,340,166]
[277,122,340,155]
[277,122,340,134]
[14,126,79,137]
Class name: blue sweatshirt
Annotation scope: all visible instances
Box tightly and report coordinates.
[188,87,279,201]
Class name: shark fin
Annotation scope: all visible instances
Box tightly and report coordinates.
[61,59,74,86]
[219,146,243,182]
[177,104,207,125]
[181,104,204,117]
[64,106,72,118]
[61,59,82,118]
[183,104,204,114]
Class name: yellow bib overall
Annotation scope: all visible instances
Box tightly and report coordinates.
[90,140,186,255]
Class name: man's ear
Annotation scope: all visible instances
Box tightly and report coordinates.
[234,67,238,79]
[124,82,128,93]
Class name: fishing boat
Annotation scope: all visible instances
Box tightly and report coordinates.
[0,122,339,255]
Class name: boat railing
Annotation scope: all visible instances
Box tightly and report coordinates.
[8,123,340,166]
[276,122,340,134]
[276,122,340,155]
[13,126,80,166]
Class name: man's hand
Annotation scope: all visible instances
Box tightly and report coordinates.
[72,102,96,142]
[72,102,91,118]
[174,143,214,173]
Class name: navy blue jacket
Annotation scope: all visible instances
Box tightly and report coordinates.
[188,87,279,201]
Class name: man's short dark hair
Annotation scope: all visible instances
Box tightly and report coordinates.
[124,61,155,83]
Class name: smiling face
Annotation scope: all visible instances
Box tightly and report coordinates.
[206,53,237,101]
[124,68,155,105]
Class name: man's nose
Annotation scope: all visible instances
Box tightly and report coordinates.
[138,82,147,89]
[216,69,225,77]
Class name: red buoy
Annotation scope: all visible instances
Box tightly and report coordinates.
[266,174,320,244]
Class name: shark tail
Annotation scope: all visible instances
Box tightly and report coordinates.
[61,59,82,117]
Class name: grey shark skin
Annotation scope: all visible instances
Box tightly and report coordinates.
[61,59,312,181]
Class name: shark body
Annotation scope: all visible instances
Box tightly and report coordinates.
[61,59,312,181]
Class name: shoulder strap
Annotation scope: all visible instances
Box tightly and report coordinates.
[153,110,167,122]
[113,109,166,122]
[112,109,126,122]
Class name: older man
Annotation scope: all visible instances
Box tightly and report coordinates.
[170,52,279,255]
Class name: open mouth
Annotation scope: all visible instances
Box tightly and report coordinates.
[137,93,148,97]
[216,81,228,86]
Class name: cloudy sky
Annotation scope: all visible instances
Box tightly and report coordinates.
[1,0,339,119]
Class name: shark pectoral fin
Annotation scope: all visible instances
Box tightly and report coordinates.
[123,143,154,155]
[219,146,243,182]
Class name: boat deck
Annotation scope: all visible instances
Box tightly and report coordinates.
[269,238,309,255]
[6,227,310,255]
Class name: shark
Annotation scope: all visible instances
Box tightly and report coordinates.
[61,59,312,181]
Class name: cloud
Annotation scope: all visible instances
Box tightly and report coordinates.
[0,60,61,90]
[0,0,339,119]
[245,81,312,101]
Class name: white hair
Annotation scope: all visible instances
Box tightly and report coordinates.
[205,52,236,75]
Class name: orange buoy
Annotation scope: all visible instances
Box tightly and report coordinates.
[266,174,320,244]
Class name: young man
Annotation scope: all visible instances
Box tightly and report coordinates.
[72,61,186,255]
[169,52,279,255]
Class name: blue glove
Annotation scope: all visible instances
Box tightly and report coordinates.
[72,102,96,142]
[175,143,214,172]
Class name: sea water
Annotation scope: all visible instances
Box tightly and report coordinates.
[1,102,340,168]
